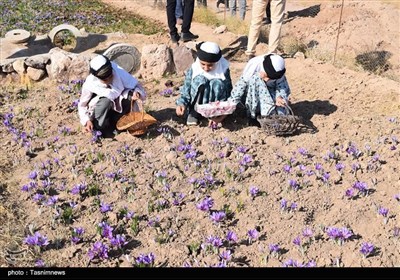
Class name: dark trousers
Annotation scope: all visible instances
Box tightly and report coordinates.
[167,0,195,36]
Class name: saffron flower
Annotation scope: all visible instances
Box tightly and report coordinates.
[210,211,226,223]
[35,259,45,267]
[24,232,49,247]
[360,242,375,258]
[100,201,112,213]
[249,186,260,198]
[110,234,127,249]
[269,244,281,256]
[247,229,259,244]
[226,231,238,244]
[196,197,214,212]
[326,227,353,245]
[88,241,109,260]
[135,253,155,267]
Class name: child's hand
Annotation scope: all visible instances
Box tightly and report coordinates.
[131,91,141,101]
[83,120,93,133]
[176,106,185,116]
[275,96,287,107]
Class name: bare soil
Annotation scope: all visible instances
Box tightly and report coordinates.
[0,0,399,269]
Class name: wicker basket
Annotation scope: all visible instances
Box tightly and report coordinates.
[257,104,302,136]
[116,99,157,136]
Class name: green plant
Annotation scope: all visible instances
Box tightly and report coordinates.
[130,216,140,236]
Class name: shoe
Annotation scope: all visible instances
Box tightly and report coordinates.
[181,31,199,42]
[248,117,261,128]
[171,33,180,43]
[176,17,183,25]
[186,111,199,126]
[263,18,271,25]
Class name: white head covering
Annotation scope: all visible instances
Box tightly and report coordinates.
[90,55,108,71]
[191,42,229,81]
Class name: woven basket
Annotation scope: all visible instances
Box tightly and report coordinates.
[257,104,302,136]
[116,99,157,136]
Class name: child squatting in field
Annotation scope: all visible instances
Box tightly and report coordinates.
[175,41,233,127]
[225,53,291,127]
[78,55,147,137]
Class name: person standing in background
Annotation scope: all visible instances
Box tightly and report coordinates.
[167,0,199,43]
[176,0,184,25]
[229,0,247,21]
[245,0,286,59]
[264,1,271,24]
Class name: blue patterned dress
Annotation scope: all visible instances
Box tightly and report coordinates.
[176,67,233,109]
[229,73,291,118]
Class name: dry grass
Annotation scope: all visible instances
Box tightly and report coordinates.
[193,7,250,35]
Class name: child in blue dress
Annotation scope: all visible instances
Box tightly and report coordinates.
[175,41,233,126]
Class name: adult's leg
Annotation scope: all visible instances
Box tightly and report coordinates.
[166,0,178,38]
[176,0,183,19]
[245,0,268,56]
[229,0,237,16]
[268,0,286,53]
[181,0,195,34]
[239,0,247,20]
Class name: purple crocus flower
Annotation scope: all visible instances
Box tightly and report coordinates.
[335,162,345,172]
[247,229,259,241]
[46,196,58,206]
[280,199,288,210]
[345,188,355,198]
[290,202,297,211]
[239,154,253,166]
[236,145,248,153]
[293,236,302,246]
[288,179,299,191]
[24,232,49,247]
[29,170,38,180]
[360,242,375,257]
[378,207,389,217]
[315,163,323,171]
[298,147,308,157]
[100,202,112,213]
[352,181,368,195]
[35,259,45,267]
[88,241,109,260]
[226,231,238,244]
[206,236,223,248]
[249,186,260,198]
[219,250,232,261]
[395,194,400,202]
[135,253,156,267]
[32,193,45,203]
[98,222,113,239]
[269,244,280,254]
[196,197,214,212]
[302,228,313,238]
[210,211,226,223]
[110,234,127,249]
[283,165,291,173]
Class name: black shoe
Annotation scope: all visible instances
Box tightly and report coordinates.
[248,117,261,128]
[171,33,180,43]
[181,31,199,42]
[263,18,272,25]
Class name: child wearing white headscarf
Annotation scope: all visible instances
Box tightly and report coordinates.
[78,55,146,136]
[227,53,291,126]
[176,41,233,126]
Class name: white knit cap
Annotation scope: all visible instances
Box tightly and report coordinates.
[270,54,285,72]
[200,41,220,54]
[90,55,108,71]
